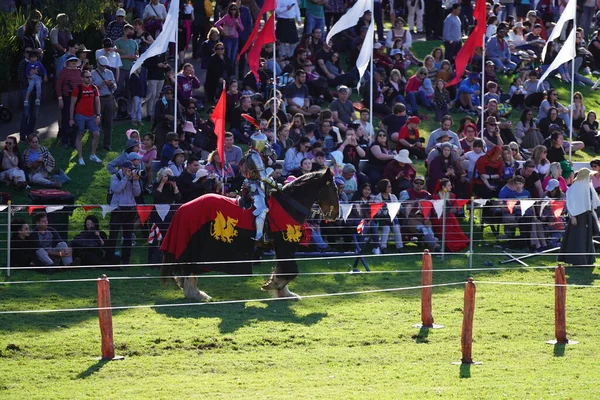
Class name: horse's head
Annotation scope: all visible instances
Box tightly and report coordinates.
[315,168,339,222]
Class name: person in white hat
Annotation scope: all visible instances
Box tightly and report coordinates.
[383,149,416,195]
[558,167,600,266]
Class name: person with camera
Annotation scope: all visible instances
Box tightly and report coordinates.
[91,56,117,151]
[107,160,142,265]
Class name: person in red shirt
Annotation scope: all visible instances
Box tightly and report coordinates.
[396,116,426,159]
[69,70,102,166]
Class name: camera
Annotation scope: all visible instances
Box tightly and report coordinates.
[167,175,177,182]
[132,169,147,178]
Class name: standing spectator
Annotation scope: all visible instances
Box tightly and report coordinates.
[49,13,72,58]
[177,156,207,202]
[106,8,128,42]
[115,24,139,98]
[18,48,40,141]
[107,161,142,265]
[325,0,345,31]
[31,212,73,267]
[558,168,600,267]
[21,19,41,53]
[143,0,168,37]
[153,86,179,153]
[424,0,443,40]
[305,0,326,36]
[275,0,302,58]
[237,3,254,80]
[56,56,83,149]
[406,0,424,34]
[143,52,168,122]
[70,71,102,165]
[443,4,462,66]
[205,42,230,103]
[91,56,118,151]
[214,3,244,72]
[95,39,124,95]
[191,0,210,59]
[129,68,144,126]
[56,40,79,78]
[375,179,404,253]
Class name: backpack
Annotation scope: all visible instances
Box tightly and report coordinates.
[107,173,122,204]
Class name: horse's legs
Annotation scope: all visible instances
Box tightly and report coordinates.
[182,275,212,301]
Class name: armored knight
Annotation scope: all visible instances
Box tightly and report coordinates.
[245,131,281,240]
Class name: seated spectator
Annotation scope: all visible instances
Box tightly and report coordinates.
[31,211,73,267]
[459,123,478,153]
[542,162,568,192]
[523,71,547,107]
[284,69,321,118]
[431,179,469,252]
[223,132,243,166]
[108,138,141,173]
[177,157,211,202]
[261,96,288,129]
[152,86,180,152]
[22,133,61,188]
[433,78,452,121]
[10,218,38,268]
[546,131,585,163]
[230,95,257,144]
[383,149,416,195]
[477,99,517,144]
[71,215,108,266]
[426,115,461,154]
[405,68,432,116]
[360,68,393,115]
[339,126,367,169]
[538,89,571,130]
[516,159,544,198]
[382,103,408,142]
[291,157,313,177]
[483,81,501,106]
[283,136,311,175]
[159,133,179,168]
[579,111,600,152]
[463,139,486,180]
[205,150,235,195]
[383,69,408,110]
[473,145,504,198]
[395,116,425,159]
[516,108,544,150]
[168,148,186,177]
[590,159,600,194]
[508,76,526,109]
[374,179,404,253]
[310,151,327,171]
[399,177,440,251]
[428,143,466,196]
[487,28,518,72]
[340,163,362,199]
[276,124,295,158]
[501,145,518,184]
[0,136,26,190]
[456,72,481,113]
[319,120,342,155]
[330,86,357,133]
[532,145,550,176]
[366,131,396,186]
[354,108,375,141]
[482,116,504,150]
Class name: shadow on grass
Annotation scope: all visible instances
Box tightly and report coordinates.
[565,266,598,285]
[155,298,327,334]
[76,359,109,379]
[412,327,430,344]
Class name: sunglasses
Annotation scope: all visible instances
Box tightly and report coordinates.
[82,75,91,78]
[216,47,224,50]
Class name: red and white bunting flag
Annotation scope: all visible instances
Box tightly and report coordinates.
[357,219,365,234]
[148,223,163,243]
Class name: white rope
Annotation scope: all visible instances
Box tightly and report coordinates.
[475,281,600,289]
[0,282,465,315]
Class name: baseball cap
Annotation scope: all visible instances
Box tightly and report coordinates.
[97,56,109,66]
[102,38,114,48]
[120,161,134,169]
[116,8,126,17]
[192,168,209,183]
[545,179,560,192]
[125,139,140,151]
[127,152,142,161]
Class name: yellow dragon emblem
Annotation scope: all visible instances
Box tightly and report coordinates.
[282,224,303,243]
[210,211,239,243]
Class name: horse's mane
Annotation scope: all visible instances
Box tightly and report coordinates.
[282,170,328,194]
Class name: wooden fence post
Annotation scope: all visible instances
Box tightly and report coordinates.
[461,277,479,364]
[413,250,443,329]
[97,275,124,360]
[546,264,578,345]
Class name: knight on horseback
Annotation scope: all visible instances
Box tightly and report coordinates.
[245,131,282,241]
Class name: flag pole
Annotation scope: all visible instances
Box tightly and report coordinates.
[174,25,179,132]
[222,80,226,195]
[568,20,576,162]
[369,19,374,144]
[273,13,277,142]
[480,31,485,140]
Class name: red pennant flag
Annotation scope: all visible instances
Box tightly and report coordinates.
[370,202,385,219]
[506,200,518,214]
[237,0,276,60]
[550,200,565,218]
[211,86,226,165]
[455,199,470,210]
[248,14,276,79]
[28,205,46,215]
[421,200,433,219]
[357,219,365,234]
[136,205,154,225]
[446,0,487,87]
[82,205,100,212]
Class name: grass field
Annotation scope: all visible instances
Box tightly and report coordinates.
[2,34,600,399]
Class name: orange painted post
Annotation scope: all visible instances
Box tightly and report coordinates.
[555,264,567,343]
[461,277,476,364]
[421,250,434,327]
[97,274,115,360]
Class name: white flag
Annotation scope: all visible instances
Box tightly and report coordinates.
[432,199,445,218]
[155,204,171,221]
[539,28,576,86]
[325,0,373,89]
[326,0,372,44]
[130,0,180,76]
[46,205,64,214]
[101,205,117,218]
[340,203,353,222]
[520,199,536,215]
[387,202,401,223]
[540,0,576,61]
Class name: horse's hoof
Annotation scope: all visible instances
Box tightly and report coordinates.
[275,288,302,301]
[261,278,280,291]
[186,290,212,301]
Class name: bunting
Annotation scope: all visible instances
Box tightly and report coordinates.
[101,205,117,218]
[370,202,385,219]
[550,200,565,218]
[82,205,100,212]
[357,219,365,234]
[432,199,445,219]
[387,202,401,223]
[148,223,163,243]
[506,200,518,214]
[46,205,64,214]
[28,205,46,215]
[421,200,433,219]
[520,199,536,215]
[136,205,154,225]
[340,203,353,222]
[154,204,171,222]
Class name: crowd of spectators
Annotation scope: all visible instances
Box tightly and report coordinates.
[7,0,600,266]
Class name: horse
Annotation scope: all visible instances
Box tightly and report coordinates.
[160,168,339,300]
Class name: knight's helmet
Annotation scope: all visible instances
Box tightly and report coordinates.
[250,131,269,153]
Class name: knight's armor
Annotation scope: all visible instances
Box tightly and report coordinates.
[245,132,281,240]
